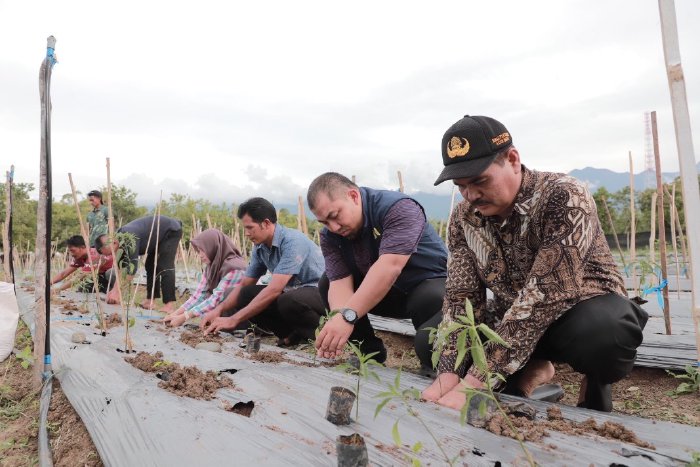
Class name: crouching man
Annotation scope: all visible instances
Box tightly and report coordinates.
[424,115,648,412]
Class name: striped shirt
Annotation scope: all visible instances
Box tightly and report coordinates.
[182,269,244,317]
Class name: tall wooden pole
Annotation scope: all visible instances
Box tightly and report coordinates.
[649,192,658,263]
[297,195,309,236]
[629,152,637,292]
[397,170,405,193]
[3,167,12,282]
[665,184,689,278]
[658,0,700,359]
[669,183,681,298]
[651,111,672,334]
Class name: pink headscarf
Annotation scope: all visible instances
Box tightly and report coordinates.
[190,229,246,292]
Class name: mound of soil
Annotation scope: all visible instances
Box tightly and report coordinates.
[126,351,233,400]
[485,405,655,449]
[179,330,224,348]
[249,350,291,364]
[158,366,234,400]
[125,351,176,373]
[104,313,122,329]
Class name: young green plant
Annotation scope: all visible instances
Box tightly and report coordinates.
[429,298,535,466]
[337,340,382,420]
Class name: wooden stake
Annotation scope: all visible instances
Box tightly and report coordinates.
[68,173,107,334]
[3,168,12,281]
[446,186,458,240]
[298,195,309,236]
[602,197,626,268]
[649,191,658,263]
[658,0,700,360]
[149,196,163,308]
[629,151,637,292]
[105,158,131,350]
[397,170,404,193]
[669,183,681,298]
[351,175,356,184]
[179,240,191,283]
[651,111,672,334]
[206,213,213,230]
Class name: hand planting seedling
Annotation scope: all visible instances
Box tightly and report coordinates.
[429,298,535,466]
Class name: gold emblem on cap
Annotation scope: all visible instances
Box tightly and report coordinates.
[447,136,470,158]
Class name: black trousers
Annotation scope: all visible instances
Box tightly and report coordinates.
[503,293,648,412]
[318,273,445,367]
[234,285,326,341]
[145,229,182,303]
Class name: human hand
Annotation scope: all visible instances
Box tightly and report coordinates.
[421,372,460,402]
[315,313,353,359]
[106,290,121,304]
[164,310,187,327]
[204,316,238,336]
[199,307,223,331]
[436,375,485,410]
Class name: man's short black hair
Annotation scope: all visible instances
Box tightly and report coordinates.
[66,235,86,248]
[307,172,358,210]
[237,197,277,224]
[87,190,103,201]
[94,234,109,251]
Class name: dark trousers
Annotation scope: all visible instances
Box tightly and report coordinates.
[235,285,326,341]
[503,293,648,412]
[318,273,445,367]
[145,229,182,303]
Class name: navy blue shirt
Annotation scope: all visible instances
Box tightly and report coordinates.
[245,224,324,290]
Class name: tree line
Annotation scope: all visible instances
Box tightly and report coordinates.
[2,175,698,252]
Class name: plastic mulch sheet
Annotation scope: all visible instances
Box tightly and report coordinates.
[15,287,700,466]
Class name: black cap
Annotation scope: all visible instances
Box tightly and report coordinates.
[434,115,512,185]
[87,190,102,199]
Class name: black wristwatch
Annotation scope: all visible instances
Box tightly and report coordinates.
[340,308,359,325]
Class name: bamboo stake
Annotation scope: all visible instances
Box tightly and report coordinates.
[179,240,191,283]
[397,170,404,193]
[105,158,132,351]
[658,0,700,362]
[3,167,12,281]
[650,192,658,263]
[206,213,213,230]
[629,151,637,292]
[351,175,356,184]
[446,186,458,241]
[68,173,107,334]
[149,199,163,309]
[670,183,681,298]
[298,195,309,236]
[651,111,672,334]
[602,197,626,268]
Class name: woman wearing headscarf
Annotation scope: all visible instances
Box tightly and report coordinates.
[164,229,247,327]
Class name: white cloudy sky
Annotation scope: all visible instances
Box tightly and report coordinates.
[1,0,699,206]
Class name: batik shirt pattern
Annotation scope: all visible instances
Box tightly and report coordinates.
[438,167,627,384]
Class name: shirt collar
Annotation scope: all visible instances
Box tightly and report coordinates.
[270,223,284,249]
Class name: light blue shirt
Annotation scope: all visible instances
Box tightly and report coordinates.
[245,224,324,289]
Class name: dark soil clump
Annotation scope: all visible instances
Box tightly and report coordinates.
[158,366,234,400]
[249,350,290,363]
[104,313,122,329]
[179,330,224,348]
[485,407,655,449]
[125,351,176,373]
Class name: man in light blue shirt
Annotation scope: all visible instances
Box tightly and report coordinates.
[203,197,325,346]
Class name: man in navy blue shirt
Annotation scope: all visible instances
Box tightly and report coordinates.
[203,198,325,345]
[308,172,448,368]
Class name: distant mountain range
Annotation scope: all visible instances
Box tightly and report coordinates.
[568,161,700,193]
[285,162,700,221]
